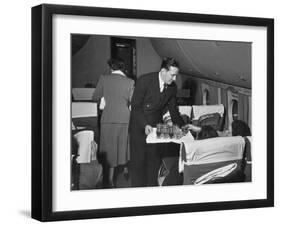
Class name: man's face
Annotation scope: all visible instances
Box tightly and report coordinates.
[162,66,179,85]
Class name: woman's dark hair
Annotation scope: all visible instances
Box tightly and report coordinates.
[160,57,179,70]
[197,125,218,140]
[107,58,126,73]
[231,120,251,137]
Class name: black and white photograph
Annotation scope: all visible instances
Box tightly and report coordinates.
[71,34,252,190]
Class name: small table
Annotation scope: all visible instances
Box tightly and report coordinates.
[146,128,195,185]
[146,128,195,174]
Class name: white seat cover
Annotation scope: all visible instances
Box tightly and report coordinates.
[178,106,192,117]
[72,102,98,118]
[183,136,245,165]
[74,130,97,163]
[72,88,95,101]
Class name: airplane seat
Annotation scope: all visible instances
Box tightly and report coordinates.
[191,104,225,131]
[72,102,99,143]
[198,112,221,130]
[182,136,246,185]
[71,130,103,190]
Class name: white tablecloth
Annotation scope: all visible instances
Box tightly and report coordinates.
[146,128,194,144]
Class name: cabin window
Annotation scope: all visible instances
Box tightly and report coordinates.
[232,100,238,121]
[203,89,210,105]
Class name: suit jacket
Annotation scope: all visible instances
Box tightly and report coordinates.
[130,72,184,132]
[92,73,134,124]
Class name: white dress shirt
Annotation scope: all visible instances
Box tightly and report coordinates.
[159,72,165,92]
[159,72,171,122]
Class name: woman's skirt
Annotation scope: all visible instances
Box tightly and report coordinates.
[100,123,130,167]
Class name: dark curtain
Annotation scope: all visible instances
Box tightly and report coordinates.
[238,94,249,125]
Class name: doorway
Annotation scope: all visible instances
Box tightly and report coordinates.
[111,37,137,81]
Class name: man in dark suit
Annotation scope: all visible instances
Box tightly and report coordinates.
[129,57,184,187]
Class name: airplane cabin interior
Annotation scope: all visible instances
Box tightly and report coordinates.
[71,34,252,190]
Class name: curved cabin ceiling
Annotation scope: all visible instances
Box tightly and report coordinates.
[151,38,251,89]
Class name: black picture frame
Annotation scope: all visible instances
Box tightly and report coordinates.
[32,4,274,222]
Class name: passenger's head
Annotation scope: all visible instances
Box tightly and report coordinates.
[231,120,251,137]
[107,58,126,74]
[197,125,218,140]
[160,57,179,85]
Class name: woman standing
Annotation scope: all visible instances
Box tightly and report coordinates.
[92,58,134,188]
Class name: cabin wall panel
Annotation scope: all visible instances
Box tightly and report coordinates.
[72,36,111,88]
[190,79,220,106]
[209,85,218,105]
[72,37,162,87]
[181,74,251,131]
[193,80,203,105]
[136,39,162,77]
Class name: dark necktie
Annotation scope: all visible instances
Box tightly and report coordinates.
[160,84,168,99]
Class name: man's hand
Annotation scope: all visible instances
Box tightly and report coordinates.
[166,120,173,126]
[145,125,153,135]
[186,124,201,133]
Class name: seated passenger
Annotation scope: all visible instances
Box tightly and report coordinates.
[231,120,251,182]
[231,120,251,137]
[185,123,202,133]
[197,125,218,140]
[187,119,251,138]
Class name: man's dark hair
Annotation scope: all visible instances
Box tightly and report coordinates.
[231,120,251,137]
[107,58,126,73]
[197,125,218,140]
[160,57,179,70]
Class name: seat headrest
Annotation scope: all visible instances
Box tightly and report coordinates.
[178,106,192,117]
[72,88,95,101]
[72,102,98,118]
[192,104,224,120]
